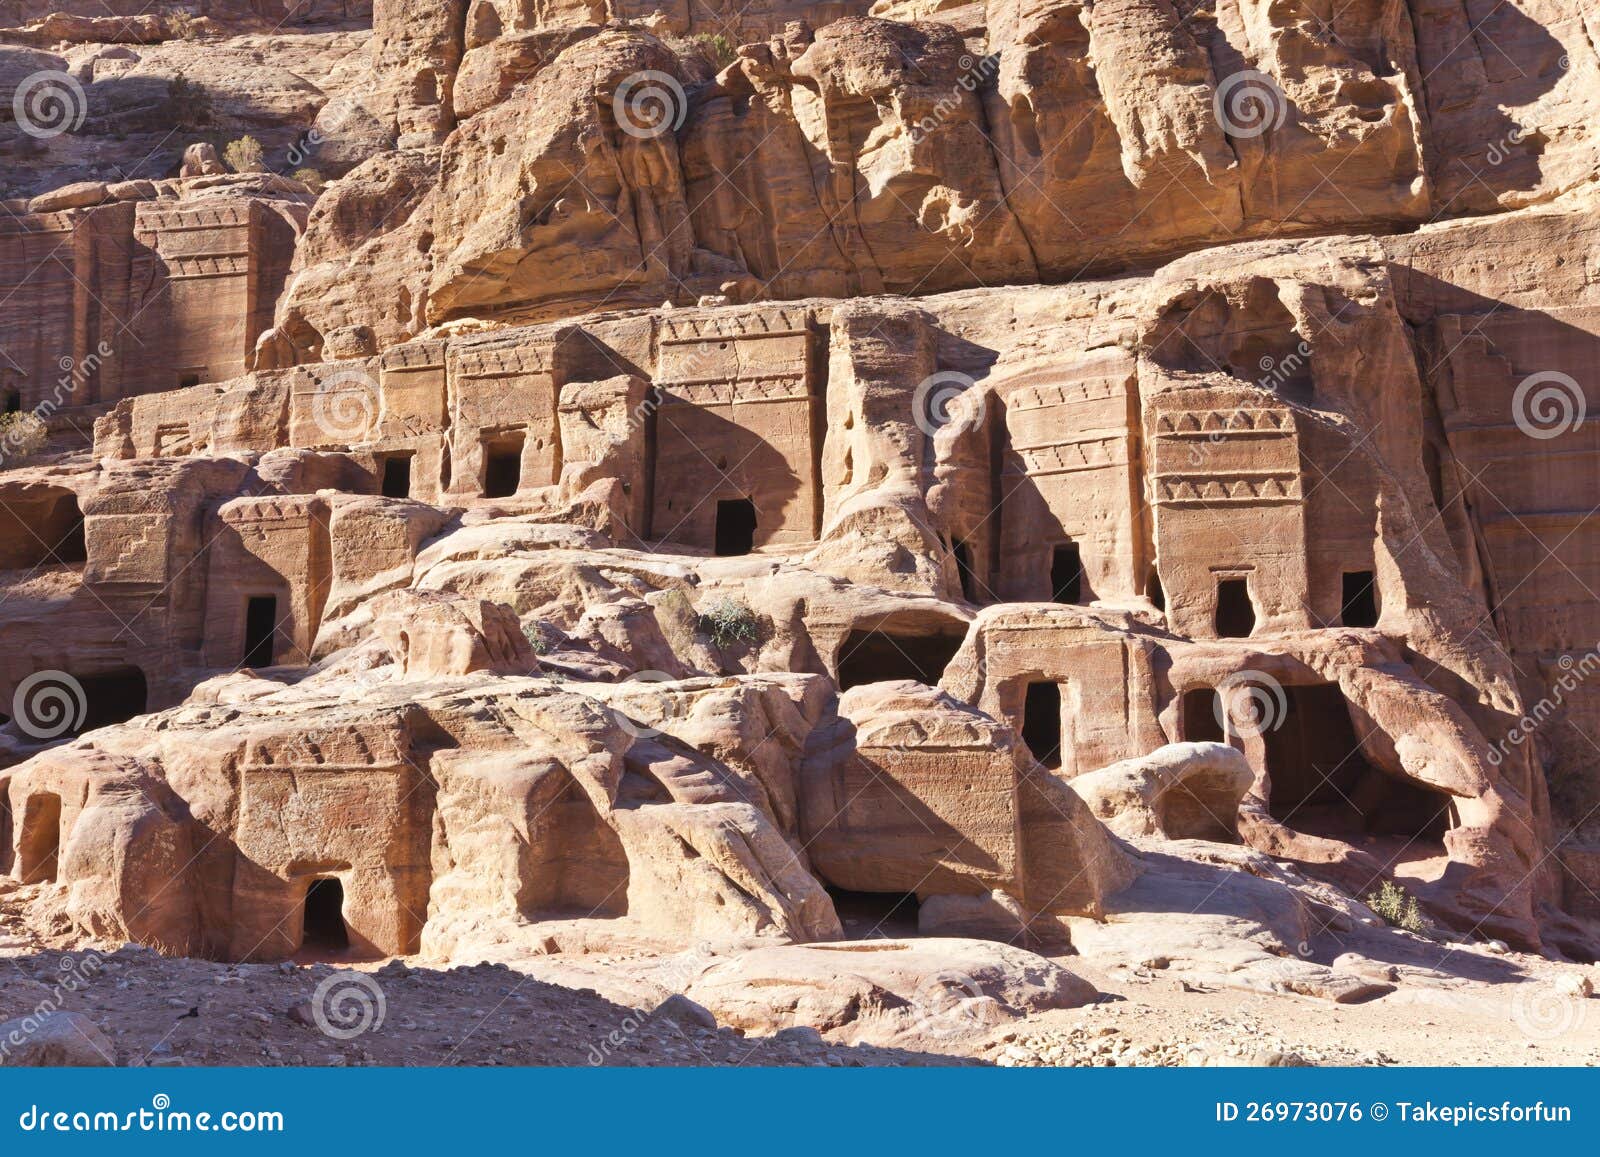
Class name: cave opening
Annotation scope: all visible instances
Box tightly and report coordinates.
[826,887,921,939]
[714,498,758,557]
[1051,542,1083,604]
[1148,565,1165,612]
[952,539,979,602]
[836,626,965,691]
[301,878,350,953]
[243,596,279,668]
[1264,683,1450,848]
[78,668,149,733]
[1182,687,1226,744]
[1341,570,1379,628]
[482,432,524,498]
[380,453,414,499]
[1021,681,1063,769]
[1215,577,1256,638]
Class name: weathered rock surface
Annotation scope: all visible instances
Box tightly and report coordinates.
[2,0,1600,1068]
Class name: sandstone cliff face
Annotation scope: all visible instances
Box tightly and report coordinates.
[3,0,1600,975]
[273,0,1600,345]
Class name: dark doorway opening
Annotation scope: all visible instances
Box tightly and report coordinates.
[714,498,758,556]
[18,793,61,884]
[1051,543,1083,604]
[243,596,278,668]
[1022,681,1063,769]
[1340,570,1379,628]
[952,540,979,602]
[1264,683,1450,846]
[2,390,20,414]
[483,433,524,498]
[826,887,920,939]
[79,668,149,733]
[1148,565,1165,612]
[178,373,201,389]
[1215,577,1255,638]
[837,626,965,691]
[0,792,12,877]
[1182,687,1226,744]
[380,453,414,499]
[48,495,86,565]
[301,878,350,953]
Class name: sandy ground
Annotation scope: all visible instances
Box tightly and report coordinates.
[3,879,1598,1067]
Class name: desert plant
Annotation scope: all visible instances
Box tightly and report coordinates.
[1367,880,1425,933]
[522,620,553,655]
[291,167,326,193]
[223,135,265,173]
[696,597,761,649]
[164,76,213,130]
[0,410,49,466]
[666,32,737,70]
[163,7,202,40]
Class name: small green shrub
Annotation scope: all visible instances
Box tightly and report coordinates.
[666,32,737,69]
[1367,880,1425,933]
[224,135,265,173]
[291,167,325,193]
[696,597,761,649]
[522,621,553,655]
